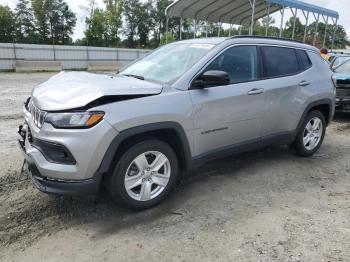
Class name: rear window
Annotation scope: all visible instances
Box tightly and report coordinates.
[296,49,312,71]
[262,46,299,78]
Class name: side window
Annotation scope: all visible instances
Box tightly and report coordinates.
[261,46,299,77]
[204,45,259,84]
[296,49,312,71]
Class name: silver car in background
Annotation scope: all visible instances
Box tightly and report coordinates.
[18,36,335,209]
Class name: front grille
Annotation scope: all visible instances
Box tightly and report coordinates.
[337,89,350,98]
[28,100,47,128]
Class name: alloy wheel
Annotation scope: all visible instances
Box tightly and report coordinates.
[303,117,323,151]
[124,151,171,201]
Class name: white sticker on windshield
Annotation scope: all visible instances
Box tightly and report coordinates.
[189,44,215,49]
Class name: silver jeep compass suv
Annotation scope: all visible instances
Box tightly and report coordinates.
[18,36,336,209]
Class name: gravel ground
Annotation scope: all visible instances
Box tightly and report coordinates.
[0,72,350,262]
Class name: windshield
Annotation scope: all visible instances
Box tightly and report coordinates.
[334,59,350,74]
[120,43,215,84]
[332,56,350,69]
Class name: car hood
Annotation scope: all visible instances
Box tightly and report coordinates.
[334,73,350,81]
[334,73,350,89]
[31,71,163,111]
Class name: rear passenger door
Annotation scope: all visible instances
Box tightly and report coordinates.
[260,46,313,139]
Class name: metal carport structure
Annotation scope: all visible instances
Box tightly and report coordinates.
[165,0,339,49]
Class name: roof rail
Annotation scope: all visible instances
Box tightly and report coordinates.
[229,35,304,44]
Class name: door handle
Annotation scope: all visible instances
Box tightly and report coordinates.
[299,81,311,87]
[247,88,264,95]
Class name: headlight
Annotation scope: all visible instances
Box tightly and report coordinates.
[45,111,105,129]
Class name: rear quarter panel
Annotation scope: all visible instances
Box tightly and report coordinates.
[261,50,334,137]
[303,51,335,117]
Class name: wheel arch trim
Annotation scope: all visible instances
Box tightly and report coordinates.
[93,122,192,182]
[297,98,333,133]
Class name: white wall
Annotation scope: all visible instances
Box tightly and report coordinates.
[0,43,150,70]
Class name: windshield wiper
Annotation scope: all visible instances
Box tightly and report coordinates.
[122,74,145,80]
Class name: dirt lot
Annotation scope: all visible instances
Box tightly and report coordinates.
[0,72,350,262]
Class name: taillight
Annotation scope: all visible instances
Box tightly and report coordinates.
[331,75,338,88]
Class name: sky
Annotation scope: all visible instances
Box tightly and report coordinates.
[1,0,350,41]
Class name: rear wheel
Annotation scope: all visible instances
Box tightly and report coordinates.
[294,110,326,157]
[106,139,178,210]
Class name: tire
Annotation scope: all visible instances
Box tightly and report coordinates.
[106,139,178,210]
[294,110,326,157]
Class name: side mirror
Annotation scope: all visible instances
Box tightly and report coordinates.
[192,70,230,89]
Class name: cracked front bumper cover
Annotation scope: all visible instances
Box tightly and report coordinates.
[335,97,350,112]
[18,125,100,195]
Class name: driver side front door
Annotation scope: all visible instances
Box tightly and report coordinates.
[189,45,266,158]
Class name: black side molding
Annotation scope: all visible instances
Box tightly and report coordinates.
[93,122,193,180]
[297,98,333,128]
[93,99,333,183]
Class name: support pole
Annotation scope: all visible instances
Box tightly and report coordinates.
[218,22,221,37]
[193,19,196,39]
[331,18,338,51]
[279,7,285,38]
[303,11,309,43]
[323,16,329,47]
[12,43,16,60]
[265,4,270,36]
[206,22,208,37]
[312,13,320,46]
[53,45,56,61]
[292,8,298,39]
[229,24,232,37]
[166,15,169,43]
[249,0,256,35]
[180,17,183,40]
[239,21,243,35]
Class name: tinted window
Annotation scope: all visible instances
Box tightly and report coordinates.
[262,46,299,77]
[204,45,259,84]
[296,49,312,70]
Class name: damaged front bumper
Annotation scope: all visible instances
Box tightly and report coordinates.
[17,123,100,195]
[335,97,350,112]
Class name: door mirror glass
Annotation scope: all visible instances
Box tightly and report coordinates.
[192,70,230,89]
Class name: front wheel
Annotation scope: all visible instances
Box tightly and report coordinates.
[106,139,178,210]
[294,110,326,157]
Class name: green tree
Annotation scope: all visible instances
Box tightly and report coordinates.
[15,0,37,43]
[137,0,154,47]
[104,0,123,47]
[256,16,279,36]
[151,0,177,45]
[31,0,76,44]
[58,0,77,44]
[307,22,349,49]
[283,17,305,40]
[84,8,108,46]
[0,5,15,43]
[31,0,49,42]
[279,18,349,49]
[122,0,140,47]
[159,32,175,45]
